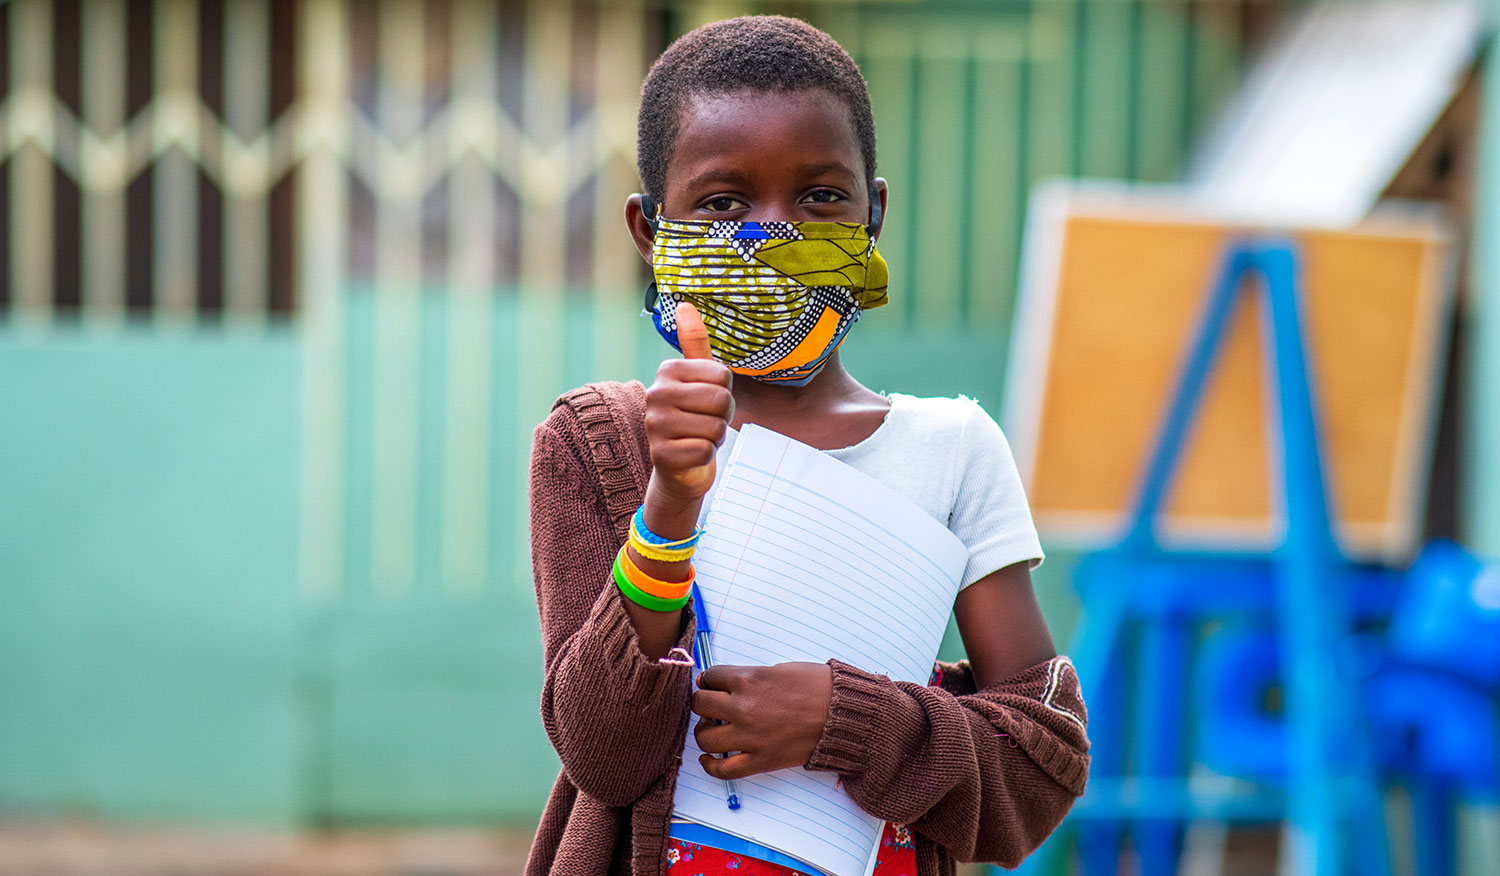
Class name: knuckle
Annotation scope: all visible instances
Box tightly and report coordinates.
[689,361,726,383]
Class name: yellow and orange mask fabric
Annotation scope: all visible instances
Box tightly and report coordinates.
[647,218,889,386]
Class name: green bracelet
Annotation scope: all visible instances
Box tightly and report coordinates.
[613,551,691,612]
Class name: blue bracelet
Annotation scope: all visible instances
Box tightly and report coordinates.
[633,506,703,549]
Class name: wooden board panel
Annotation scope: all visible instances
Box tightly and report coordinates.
[1005,184,1453,560]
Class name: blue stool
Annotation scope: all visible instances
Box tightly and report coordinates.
[1196,626,1288,781]
[1186,541,1500,876]
[1374,540,1500,876]
[1388,540,1500,685]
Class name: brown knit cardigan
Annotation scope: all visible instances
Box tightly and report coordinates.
[526,381,1089,876]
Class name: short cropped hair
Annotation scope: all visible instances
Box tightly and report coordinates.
[636,15,878,203]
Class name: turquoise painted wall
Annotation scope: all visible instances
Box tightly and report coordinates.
[1467,0,1500,556]
[0,332,304,820]
[0,297,1083,826]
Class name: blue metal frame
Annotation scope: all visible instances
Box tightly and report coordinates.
[1016,240,1390,875]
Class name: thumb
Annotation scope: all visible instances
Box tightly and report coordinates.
[675,302,714,361]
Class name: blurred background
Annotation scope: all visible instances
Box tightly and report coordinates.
[1,0,1496,873]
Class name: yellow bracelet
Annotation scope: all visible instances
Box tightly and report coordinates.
[617,545,694,601]
[629,510,700,562]
[629,531,698,563]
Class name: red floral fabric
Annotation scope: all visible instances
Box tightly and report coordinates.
[666,822,916,876]
[666,664,941,876]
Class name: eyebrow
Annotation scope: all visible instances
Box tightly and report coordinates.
[679,162,860,193]
[793,162,859,182]
[681,168,751,191]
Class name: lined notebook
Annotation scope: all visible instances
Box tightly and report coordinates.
[671,425,969,876]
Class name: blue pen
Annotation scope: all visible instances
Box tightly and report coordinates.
[691,580,742,811]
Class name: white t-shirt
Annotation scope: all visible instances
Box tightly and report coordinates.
[701,393,1043,590]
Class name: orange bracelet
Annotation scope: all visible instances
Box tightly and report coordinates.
[618,545,694,601]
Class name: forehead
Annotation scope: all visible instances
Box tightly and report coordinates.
[667,89,865,190]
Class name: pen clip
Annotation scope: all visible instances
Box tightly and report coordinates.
[690,581,708,668]
[690,580,711,636]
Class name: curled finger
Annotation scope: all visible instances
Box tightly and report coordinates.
[644,410,728,445]
[693,717,740,755]
[690,688,734,722]
[699,751,762,781]
[650,437,717,472]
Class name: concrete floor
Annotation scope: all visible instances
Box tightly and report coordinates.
[0,819,1289,876]
[0,821,535,876]
[0,822,1010,876]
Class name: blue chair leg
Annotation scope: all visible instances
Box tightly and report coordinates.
[1078,644,1127,875]
[1413,775,1455,876]
[1132,614,1188,875]
[1347,697,1394,876]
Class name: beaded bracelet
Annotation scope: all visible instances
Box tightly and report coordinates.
[613,546,692,611]
[632,507,702,549]
[629,525,699,563]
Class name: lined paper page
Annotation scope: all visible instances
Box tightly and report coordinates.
[672,425,969,876]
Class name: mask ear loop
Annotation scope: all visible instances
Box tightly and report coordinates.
[639,194,660,233]
[640,194,660,313]
[859,193,885,300]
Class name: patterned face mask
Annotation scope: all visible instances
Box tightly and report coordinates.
[644,210,889,386]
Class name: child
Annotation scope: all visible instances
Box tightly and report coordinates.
[527,16,1088,876]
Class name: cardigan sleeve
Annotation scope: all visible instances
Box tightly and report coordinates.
[805,655,1089,868]
[531,417,698,807]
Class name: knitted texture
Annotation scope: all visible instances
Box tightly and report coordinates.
[526,381,1090,876]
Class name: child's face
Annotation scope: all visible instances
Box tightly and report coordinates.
[628,88,887,259]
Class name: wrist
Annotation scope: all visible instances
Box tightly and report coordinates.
[643,474,705,540]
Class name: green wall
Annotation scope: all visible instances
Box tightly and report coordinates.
[0,297,1083,825]
[0,332,304,820]
[1468,0,1500,556]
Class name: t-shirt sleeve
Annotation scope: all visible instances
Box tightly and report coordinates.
[951,400,1044,588]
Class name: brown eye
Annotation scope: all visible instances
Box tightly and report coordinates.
[705,196,747,212]
[803,189,845,204]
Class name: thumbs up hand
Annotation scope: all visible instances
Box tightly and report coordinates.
[675,300,714,362]
[643,303,734,509]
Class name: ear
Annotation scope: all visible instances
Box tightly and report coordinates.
[869,178,889,242]
[625,194,656,264]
